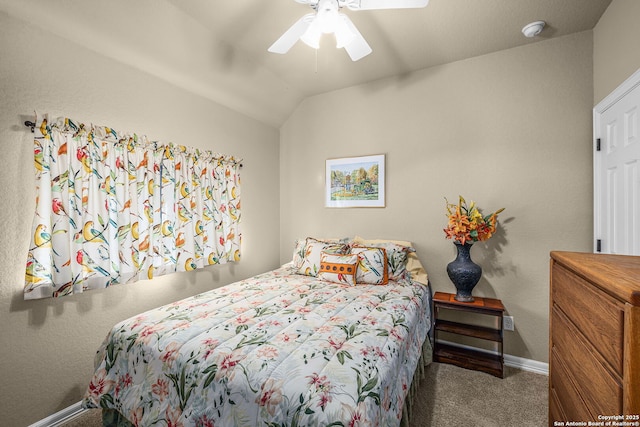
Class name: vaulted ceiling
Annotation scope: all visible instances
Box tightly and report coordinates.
[1,0,612,127]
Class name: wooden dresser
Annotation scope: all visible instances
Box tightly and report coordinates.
[549,251,640,426]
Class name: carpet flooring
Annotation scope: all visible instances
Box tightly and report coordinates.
[63,362,548,426]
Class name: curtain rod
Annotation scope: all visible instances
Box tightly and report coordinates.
[23,120,242,168]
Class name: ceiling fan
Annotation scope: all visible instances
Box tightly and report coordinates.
[268,0,429,61]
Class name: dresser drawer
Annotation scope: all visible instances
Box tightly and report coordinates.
[549,387,567,427]
[550,348,593,422]
[551,306,622,416]
[551,262,624,376]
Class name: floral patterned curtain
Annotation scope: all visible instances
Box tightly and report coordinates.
[24,116,241,299]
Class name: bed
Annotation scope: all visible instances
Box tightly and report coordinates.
[82,237,432,427]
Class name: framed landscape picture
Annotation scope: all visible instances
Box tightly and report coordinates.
[325,154,385,208]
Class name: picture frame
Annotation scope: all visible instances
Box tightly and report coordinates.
[325,154,385,208]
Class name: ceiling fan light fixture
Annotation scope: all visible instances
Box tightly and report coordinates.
[300,20,322,48]
[301,9,356,50]
[270,0,430,60]
[301,1,341,48]
[317,0,340,33]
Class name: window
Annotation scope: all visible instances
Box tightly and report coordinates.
[24,116,241,299]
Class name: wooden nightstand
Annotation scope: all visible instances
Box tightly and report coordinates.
[433,291,505,378]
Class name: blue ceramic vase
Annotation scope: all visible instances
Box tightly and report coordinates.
[446,241,482,302]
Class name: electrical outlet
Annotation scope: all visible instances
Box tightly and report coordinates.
[504,316,514,331]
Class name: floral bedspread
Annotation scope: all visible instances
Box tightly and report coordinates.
[82,266,431,427]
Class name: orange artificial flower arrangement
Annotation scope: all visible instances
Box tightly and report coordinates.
[444,196,504,245]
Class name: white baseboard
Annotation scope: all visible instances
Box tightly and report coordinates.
[29,402,88,427]
[437,339,549,376]
[504,353,549,375]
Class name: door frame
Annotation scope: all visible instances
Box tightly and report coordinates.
[593,68,640,253]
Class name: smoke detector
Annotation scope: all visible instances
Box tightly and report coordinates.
[522,21,545,38]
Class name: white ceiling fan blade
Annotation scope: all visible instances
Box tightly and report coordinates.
[345,0,429,11]
[342,16,372,61]
[268,13,315,54]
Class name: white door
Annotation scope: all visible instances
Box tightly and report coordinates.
[594,69,640,255]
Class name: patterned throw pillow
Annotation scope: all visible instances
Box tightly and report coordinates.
[350,246,389,285]
[292,238,307,269]
[292,237,350,270]
[360,241,412,281]
[297,239,349,277]
[352,236,427,285]
[318,252,358,286]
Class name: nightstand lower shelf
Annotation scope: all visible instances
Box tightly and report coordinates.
[434,342,503,378]
[432,292,505,378]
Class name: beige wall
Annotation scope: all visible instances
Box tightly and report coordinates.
[280,32,594,364]
[4,0,634,422]
[593,0,640,104]
[0,12,280,426]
